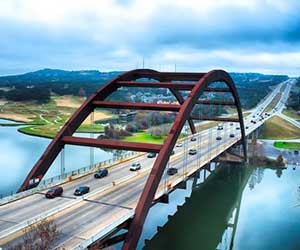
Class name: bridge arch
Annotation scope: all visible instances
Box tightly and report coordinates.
[122,69,246,249]
[18,69,246,249]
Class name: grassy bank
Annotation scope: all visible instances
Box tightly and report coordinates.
[123,132,165,144]
[273,141,300,150]
[259,115,300,140]
[19,123,105,139]
[283,109,300,120]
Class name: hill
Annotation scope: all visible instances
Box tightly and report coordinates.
[0,68,122,85]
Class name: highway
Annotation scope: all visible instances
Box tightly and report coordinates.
[0,79,294,249]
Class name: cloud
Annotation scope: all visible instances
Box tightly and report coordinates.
[0,0,299,76]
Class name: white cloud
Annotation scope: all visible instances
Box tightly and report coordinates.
[0,0,299,76]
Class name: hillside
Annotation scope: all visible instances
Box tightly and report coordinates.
[0,69,289,109]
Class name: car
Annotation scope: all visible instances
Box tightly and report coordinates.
[188,149,197,155]
[176,143,183,147]
[147,152,157,158]
[229,133,235,138]
[230,123,233,126]
[74,186,90,196]
[295,150,299,155]
[190,137,197,142]
[216,136,222,140]
[45,186,63,198]
[236,127,240,130]
[246,126,249,129]
[94,168,108,178]
[167,167,178,175]
[217,124,223,130]
[171,150,175,155]
[130,162,141,171]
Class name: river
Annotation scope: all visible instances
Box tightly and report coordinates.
[0,119,112,197]
[138,164,300,250]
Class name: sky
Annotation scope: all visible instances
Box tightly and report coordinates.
[0,0,300,76]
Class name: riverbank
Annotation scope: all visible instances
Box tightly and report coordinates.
[274,141,300,150]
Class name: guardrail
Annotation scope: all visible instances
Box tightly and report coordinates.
[0,151,142,206]
[73,210,134,250]
[0,165,146,241]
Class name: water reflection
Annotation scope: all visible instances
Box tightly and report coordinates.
[144,165,252,250]
[144,164,300,250]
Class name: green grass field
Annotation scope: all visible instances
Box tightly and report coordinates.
[259,115,300,140]
[273,141,300,150]
[123,132,165,144]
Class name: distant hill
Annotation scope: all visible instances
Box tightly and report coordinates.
[0,68,288,86]
[0,68,123,84]
[0,69,289,109]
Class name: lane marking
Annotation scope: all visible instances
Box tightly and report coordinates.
[83,199,133,210]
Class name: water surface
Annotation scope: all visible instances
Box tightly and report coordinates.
[0,119,112,196]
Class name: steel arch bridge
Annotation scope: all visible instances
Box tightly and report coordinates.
[19,69,247,250]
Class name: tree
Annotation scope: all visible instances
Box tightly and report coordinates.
[8,219,60,250]
[276,154,285,167]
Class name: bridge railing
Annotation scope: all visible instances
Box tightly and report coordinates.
[0,151,141,205]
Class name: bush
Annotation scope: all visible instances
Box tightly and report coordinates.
[8,219,59,250]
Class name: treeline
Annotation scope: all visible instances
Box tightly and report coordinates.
[232,74,288,109]
[0,86,50,103]
[286,78,300,111]
[103,111,176,139]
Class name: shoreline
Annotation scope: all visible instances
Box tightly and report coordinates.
[17,127,54,139]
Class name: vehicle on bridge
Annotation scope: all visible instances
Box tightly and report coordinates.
[217,123,224,130]
[167,167,178,175]
[74,186,90,196]
[188,149,197,155]
[130,162,141,171]
[45,186,63,198]
[147,152,157,158]
[94,168,108,178]
[190,137,197,142]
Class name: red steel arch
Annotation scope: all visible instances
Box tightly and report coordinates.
[18,69,246,249]
[122,69,247,249]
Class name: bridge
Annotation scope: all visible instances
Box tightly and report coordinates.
[0,69,294,249]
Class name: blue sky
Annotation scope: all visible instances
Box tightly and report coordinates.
[0,0,299,76]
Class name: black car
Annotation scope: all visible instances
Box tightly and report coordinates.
[147,152,157,158]
[230,134,235,138]
[216,136,222,140]
[189,149,197,155]
[236,127,240,130]
[94,168,108,178]
[246,126,249,129]
[45,186,63,198]
[190,137,197,142]
[167,167,178,175]
[74,186,90,196]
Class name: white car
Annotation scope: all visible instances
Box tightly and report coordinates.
[130,162,141,171]
[176,143,183,147]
